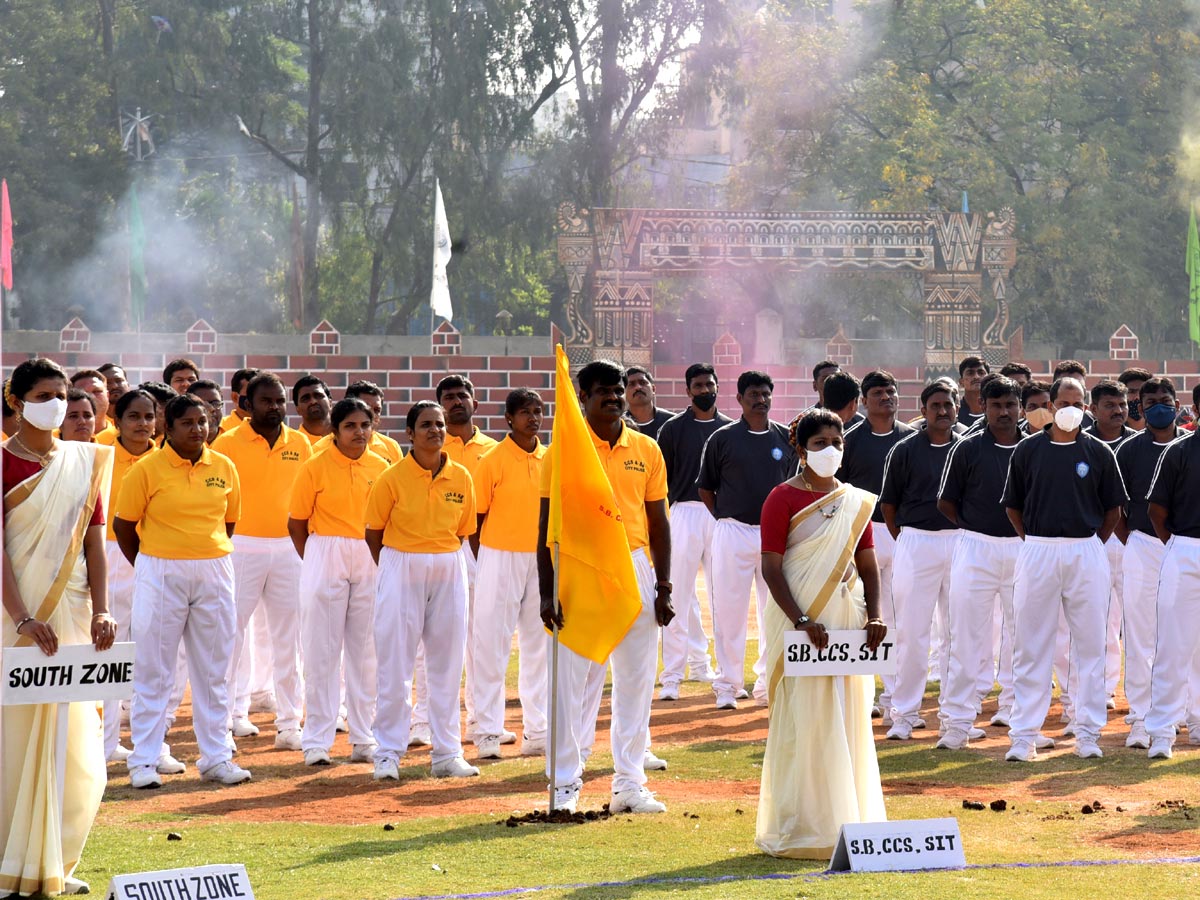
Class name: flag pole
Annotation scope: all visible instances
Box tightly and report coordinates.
[548,541,561,812]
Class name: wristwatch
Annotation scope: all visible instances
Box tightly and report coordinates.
[795,614,810,628]
[655,581,673,593]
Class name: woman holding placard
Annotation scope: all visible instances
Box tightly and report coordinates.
[1,357,115,896]
[755,408,888,859]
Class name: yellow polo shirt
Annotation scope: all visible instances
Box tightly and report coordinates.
[364,453,475,553]
[313,431,403,464]
[445,428,498,476]
[94,421,118,445]
[297,422,330,445]
[212,423,312,538]
[290,445,390,538]
[539,421,666,552]
[107,439,157,541]
[474,436,546,553]
[116,443,241,559]
[219,412,246,434]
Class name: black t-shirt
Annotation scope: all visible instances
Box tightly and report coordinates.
[1002,432,1128,538]
[696,418,795,525]
[1147,432,1200,538]
[1084,423,1136,453]
[938,427,1021,538]
[839,418,915,523]
[879,430,960,531]
[1117,429,1182,537]
[626,407,675,442]
[957,404,984,429]
[657,408,734,505]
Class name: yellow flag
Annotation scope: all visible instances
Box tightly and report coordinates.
[547,345,642,663]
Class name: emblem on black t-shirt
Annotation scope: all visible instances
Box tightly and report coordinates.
[771,447,783,461]
[1076,462,1090,478]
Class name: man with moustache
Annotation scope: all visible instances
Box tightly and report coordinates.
[293,374,333,442]
[697,371,794,709]
[957,356,989,429]
[624,367,674,441]
[220,368,261,434]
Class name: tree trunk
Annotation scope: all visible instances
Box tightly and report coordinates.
[589,0,622,208]
[365,247,385,333]
[302,0,325,329]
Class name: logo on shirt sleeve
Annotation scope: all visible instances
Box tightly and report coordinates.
[1076,462,1090,478]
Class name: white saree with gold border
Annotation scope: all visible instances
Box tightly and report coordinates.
[755,483,887,859]
[1,441,112,896]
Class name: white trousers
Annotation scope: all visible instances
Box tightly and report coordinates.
[1009,536,1110,742]
[710,520,768,698]
[889,528,957,724]
[373,549,468,763]
[1122,531,1164,723]
[300,536,377,750]
[660,502,715,686]
[471,547,547,740]
[1146,535,1200,739]
[248,606,275,699]
[411,548,475,731]
[103,543,136,758]
[942,532,1019,730]
[548,549,657,794]
[225,535,303,731]
[873,526,897,710]
[128,555,236,772]
[1104,535,1124,697]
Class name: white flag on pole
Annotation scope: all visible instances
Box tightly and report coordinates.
[431,178,454,322]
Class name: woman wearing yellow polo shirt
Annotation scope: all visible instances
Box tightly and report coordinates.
[365,400,477,781]
[113,394,249,789]
[288,398,388,767]
[102,389,158,764]
[469,389,548,759]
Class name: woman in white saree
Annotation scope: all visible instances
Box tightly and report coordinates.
[2,358,115,896]
[756,409,888,859]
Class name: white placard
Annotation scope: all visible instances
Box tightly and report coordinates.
[2,642,135,705]
[829,818,965,872]
[783,630,897,677]
[106,865,254,900]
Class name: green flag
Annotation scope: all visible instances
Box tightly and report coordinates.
[129,185,147,328]
[1188,203,1200,347]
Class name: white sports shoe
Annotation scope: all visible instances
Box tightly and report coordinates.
[107,744,133,763]
[1126,722,1150,749]
[1074,739,1103,759]
[935,728,970,750]
[552,782,581,813]
[1005,740,1037,762]
[520,737,546,757]
[156,753,186,775]
[373,757,401,781]
[475,735,502,760]
[130,765,163,789]
[658,683,680,702]
[336,716,349,734]
[432,756,480,778]
[408,724,432,747]
[611,787,666,814]
[499,729,517,745]
[685,664,717,684]
[200,760,252,785]
[1061,721,1077,738]
[1106,695,1117,710]
[275,728,303,751]
[968,727,986,740]
[231,716,259,738]
[990,710,1011,728]
[350,743,377,763]
[715,691,738,710]
[1148,737,1174,759]
[304,748,332,766]
[734,688,750,700]
[643,750,668,771]
[62,876,90,895]
[1034,733,1057,750]
[886,721,913,741]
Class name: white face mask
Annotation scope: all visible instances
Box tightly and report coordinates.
[20,397,68,432]
[804,445,843,479]
[1054,405,1085,432]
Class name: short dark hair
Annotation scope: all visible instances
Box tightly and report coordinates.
[624,366,652,383]
[999,362,1032,380]
[97,362,125,377]
[1050,376,1087,402]
[1021,380,1051,407]
[860,370,896,395]
[331,397,373,431]
[231,367,260,393]
[346,379,384,401]
[504,388,542,418]
[244,372,285,404]
[737,370,773,394]
[435,374,475,402]
[920,381,955,406]
[1140,376,1177,400]
[66,387,96,414]
[115,388,157,419]
[164,393,207,429]
[812,360,839,382]
[292,373,328,405]
[187,379,221,396]
[1193,382,1200,410]
[138,381,178,406]
[1090,378,1127,405]
[1053,359,1088,380]
[577,360,625,394]
[9,358,68,400]
[684,363,717,388]
[789,408,842,450]
[405,399,443,431]
[163,358,200,383]
[981,375,1021,402]
[958,355,989,377]
[822,371,860,411]
[70,368,105,386]
[1118,367,1154,387]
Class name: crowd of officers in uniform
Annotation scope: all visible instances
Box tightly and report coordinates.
[23,350,1200,801]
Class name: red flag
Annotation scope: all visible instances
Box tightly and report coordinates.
[1,179,12,291]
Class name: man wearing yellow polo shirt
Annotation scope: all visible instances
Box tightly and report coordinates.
[292,374,333,443]
[537,360,674,814]
[469,388,547,759]
[311,380,403,463]
[219,367,260,435]
[212,373,313,750]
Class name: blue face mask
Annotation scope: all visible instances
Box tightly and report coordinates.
[1144,403,1177,430]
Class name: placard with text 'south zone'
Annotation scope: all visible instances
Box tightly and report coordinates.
[106,864,254,900]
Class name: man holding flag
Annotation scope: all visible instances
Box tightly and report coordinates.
[538,353,674,814]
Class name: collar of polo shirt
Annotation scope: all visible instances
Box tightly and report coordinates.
[402,449,452,479]
[589,419,632,448]
[164,442,213,467]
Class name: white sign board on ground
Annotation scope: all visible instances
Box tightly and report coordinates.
[106,865,254,900]
[829,818,965,872]
[2,642,135,705]
[783,630,897,677]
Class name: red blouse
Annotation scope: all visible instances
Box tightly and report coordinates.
[760,484,873,556]
[2,448,105,526]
